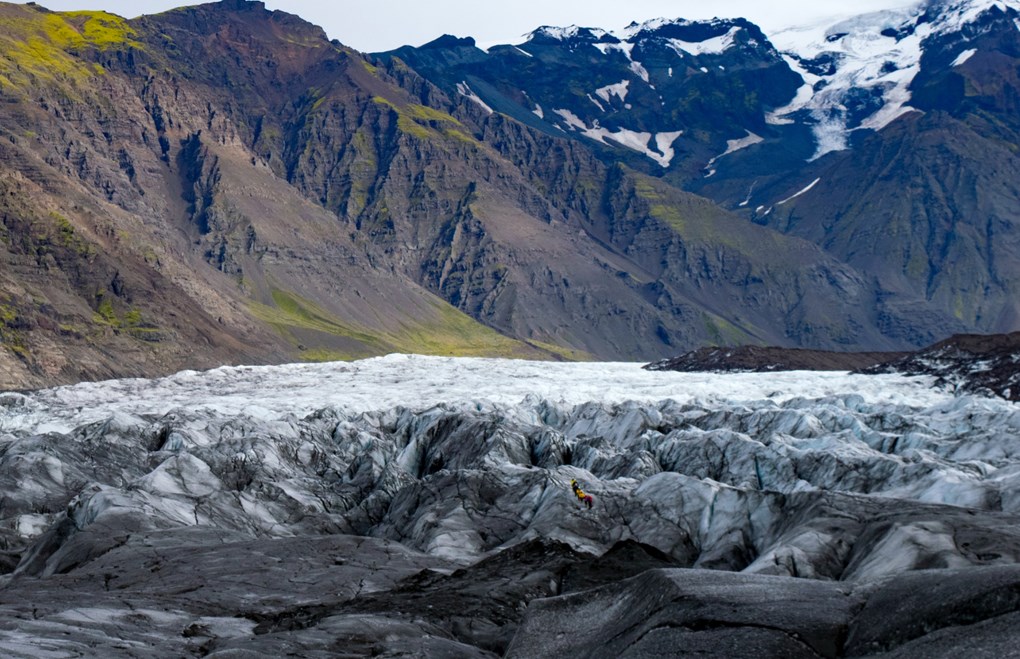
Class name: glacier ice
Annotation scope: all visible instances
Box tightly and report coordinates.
[1,356,1019,655]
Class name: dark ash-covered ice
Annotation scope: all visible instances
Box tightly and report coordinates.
[1,359,1019,656]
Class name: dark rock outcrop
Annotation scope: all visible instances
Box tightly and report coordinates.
[863,331,1020,401]
[646,345,908,372]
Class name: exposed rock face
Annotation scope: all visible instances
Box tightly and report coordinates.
[863,331,1020,401]
[1,359,1020,654]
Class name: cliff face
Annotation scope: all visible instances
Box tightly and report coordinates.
[0,1,1017,388]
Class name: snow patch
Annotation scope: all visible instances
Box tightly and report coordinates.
[585,127,684,167]
[664,26,742,56]
[738,182,757,208]
[552,110,683,166]
[532,104,544,119]
[455,81,493,115]
[654,131,684,165]
[777,178,822,205]
[629,60,650,83]
[526,25,608,42]
[952,48,978,66]
[595,80,630,103]
[594,41,635,59]
[553,108,586,131]
[705,130,764,170]
[513,46,533,58]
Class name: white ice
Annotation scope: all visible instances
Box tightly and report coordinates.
[768,0,1020,158]
[0,355,957,438]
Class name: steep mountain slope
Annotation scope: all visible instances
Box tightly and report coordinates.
[0,1,564,388]
[728,1,1020,343]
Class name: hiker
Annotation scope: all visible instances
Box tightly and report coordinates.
[570,478,594,509]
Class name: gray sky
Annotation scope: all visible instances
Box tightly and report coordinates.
[14,0,922,52]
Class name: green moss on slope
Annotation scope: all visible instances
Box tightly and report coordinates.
[372,96,468,143]
[0,7,141,89]
[250,286,569,361]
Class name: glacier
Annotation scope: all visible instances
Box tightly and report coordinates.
[1,355,1019,656]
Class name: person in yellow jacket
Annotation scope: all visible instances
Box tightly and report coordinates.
[570,479,593,509]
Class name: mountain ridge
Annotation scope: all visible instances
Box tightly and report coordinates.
[0,0,1017,388]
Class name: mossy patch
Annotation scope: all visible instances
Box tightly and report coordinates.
[51,212,95,258]
[633,177,688,232]
[0,302,28,359]
[92,291,156,337]
[61,11,139,49]
[0,8,141,90]
[250,285,572,361]
[703,312,752,346]
[249,287,386,360]
[372,96,465,143]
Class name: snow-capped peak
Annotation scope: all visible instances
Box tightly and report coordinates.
[927,0,1020,34]
[618,17,702,39]
[524,25,610,43]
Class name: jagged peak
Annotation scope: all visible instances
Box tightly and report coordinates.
[921,0,1020,34]
[515,17,770,57]
[617,17,755,40]
[524,25,613,44]
[422,34,477,49]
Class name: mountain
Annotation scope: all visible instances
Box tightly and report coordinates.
[2,357,1020,654]
[0,0,1018,389]
[386,0,1020,349]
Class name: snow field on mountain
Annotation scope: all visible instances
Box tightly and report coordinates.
[769,0,1020,157]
